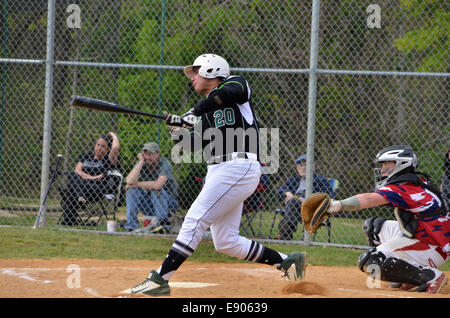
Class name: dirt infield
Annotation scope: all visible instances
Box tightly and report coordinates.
[0,258,448,298]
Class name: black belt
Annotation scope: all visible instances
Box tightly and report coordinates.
[207,152,258,165]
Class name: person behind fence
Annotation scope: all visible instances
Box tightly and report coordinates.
[276,154,334,240]
[440,148,450,211]
[58,132,120,226]
[326,145,449,294]
[124,142,178,233]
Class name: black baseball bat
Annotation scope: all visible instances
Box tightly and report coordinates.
[70,95,168,120]
[33,154,63,229]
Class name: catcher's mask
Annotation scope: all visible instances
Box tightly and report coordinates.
[183,54,230,79]
[373,145,418,190]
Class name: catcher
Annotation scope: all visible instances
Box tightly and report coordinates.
[302,145,449,294]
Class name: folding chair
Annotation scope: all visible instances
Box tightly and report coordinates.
[269,207,332,242]
[240,192,265,237]
[329,178,339,195]
[269,177,338,242]
[57,169,123,227]
[80,169,124,226]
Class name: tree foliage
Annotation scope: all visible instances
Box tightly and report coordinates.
[0,0,447,203]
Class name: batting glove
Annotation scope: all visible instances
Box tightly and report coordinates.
[181,108,199,127]
[165,113,194,128]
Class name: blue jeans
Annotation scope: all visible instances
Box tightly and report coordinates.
[125,188,178,231]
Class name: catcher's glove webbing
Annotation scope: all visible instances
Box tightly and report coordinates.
[301,193,331,234]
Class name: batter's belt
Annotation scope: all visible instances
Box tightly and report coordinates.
[207,152,258,165]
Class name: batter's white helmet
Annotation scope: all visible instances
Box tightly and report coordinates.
[184,54,230,79]
[374,145,418,189]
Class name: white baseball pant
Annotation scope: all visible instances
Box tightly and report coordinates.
[175,158,261,259]
[376,220,446,269]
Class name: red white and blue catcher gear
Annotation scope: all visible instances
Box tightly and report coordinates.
[376,181,450,258]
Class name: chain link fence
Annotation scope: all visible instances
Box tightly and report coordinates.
[0,0,448,248]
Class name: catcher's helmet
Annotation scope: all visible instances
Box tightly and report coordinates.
[374,145,418,189]
[184,54,230,79]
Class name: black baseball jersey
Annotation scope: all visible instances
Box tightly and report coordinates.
[191,75,260,163]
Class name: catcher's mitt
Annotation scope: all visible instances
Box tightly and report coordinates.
[301,193,331,234]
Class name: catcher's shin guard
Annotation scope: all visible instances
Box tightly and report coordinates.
[358,248,435,286]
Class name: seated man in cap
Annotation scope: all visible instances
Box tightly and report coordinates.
[124,142,178,233]
[276,155,335,240]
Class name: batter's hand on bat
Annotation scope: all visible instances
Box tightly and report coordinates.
[165,112,195,128]
[181,109,199,126]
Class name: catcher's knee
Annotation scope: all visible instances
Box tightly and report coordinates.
[358,248,386,273]
[358,248,435,286]
[362,216,386,246]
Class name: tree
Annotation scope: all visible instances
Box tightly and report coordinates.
[394,0,449,72]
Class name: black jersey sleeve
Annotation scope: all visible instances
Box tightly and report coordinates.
[192,76,247,116]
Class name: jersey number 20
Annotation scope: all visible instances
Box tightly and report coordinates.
[214,108,235,128]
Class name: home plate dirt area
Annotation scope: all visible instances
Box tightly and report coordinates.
[0,258,448,298]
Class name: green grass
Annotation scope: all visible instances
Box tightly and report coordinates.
[243,211,368,245]
[0,226,360,266]
[1,227,448,270]
[0,196,60,210]
[0,207,369,246]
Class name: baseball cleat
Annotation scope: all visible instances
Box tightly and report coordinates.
[278,252,307,281]
[416,272,448,294]
[122,270,170,296]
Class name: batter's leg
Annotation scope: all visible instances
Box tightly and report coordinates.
[150,161,260,281]
[210,200,307,281]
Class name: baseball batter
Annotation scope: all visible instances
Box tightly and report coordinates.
[123,54,306,296]
[326,145,449,293]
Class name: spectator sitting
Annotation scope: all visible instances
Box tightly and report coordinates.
[58,132,120,226]
[276,154,335,240]
[125,142,178,233]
